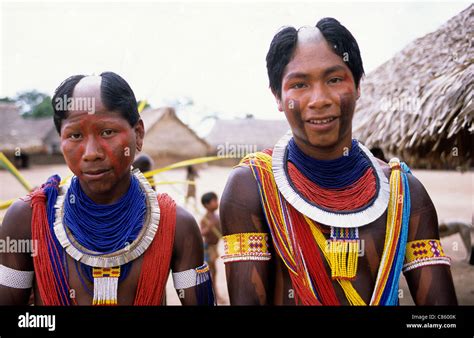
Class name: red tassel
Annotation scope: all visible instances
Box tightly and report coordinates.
[134,193,176,305]
[289,205,340,305]
[31,190,75,305]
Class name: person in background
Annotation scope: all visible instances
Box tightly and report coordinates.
[132,153,155,189]
[185,165,199,211]
[200,192,222,301]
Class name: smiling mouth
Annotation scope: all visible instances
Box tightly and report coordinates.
[307,117,338,125]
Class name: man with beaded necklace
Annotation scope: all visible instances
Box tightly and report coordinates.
[220,19,457,305]
[0,72,214,305]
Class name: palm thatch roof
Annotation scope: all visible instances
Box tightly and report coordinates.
[0,102,59,154]
[141,107,211,166]
[353,5,473,169]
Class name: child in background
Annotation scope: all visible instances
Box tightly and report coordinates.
[200,192,222,298]
[132,153,155,189]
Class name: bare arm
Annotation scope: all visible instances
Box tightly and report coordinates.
[0,198,34,305]
[404,174,457,305]
[171,206,211,305]
[220,166,273,305]
[200,217,211,236]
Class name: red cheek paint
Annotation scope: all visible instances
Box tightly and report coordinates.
[61,138,85,177]
[102,131,135,179]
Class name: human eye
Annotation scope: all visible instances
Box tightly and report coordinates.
[328,77,343,85]
[68,132,82,140]
[101,129,116,137]
[291,82,307,89]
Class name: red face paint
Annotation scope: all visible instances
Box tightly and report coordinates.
[60,111,141,204]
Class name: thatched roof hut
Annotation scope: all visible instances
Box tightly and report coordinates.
[141,107,210,166]
[0,103,62,165]
[206,116,290,165]
[353,5,473,170]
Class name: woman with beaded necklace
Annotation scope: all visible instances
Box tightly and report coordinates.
[0,72,214,305]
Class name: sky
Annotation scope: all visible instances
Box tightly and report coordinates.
[0,0,470,130]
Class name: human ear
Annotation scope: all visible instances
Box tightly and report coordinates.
[134,119,145,152]
[272,90,284,112]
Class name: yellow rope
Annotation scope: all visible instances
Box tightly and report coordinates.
[0,152,32,191]
[143,155,230,178]
[0,198,15,210]
[137,100,147,113]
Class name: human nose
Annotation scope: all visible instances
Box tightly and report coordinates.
[82,136,105,161]
[308,83,332,110]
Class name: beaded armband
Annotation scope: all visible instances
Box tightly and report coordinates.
[0,264,34,289]
[222,232,271,263]
[172,263,211,289]
[403,239,451,273]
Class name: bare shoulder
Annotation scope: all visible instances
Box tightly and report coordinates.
[405,171,434,211]
[378,158,432,210]
[172,206,203,270]
[376,158,391,180]
[222,166,260,204]
[377,158,437,239]
[0,197,33,241]
[220,165,266,234]
[175,205,201,238]
[0,197,34,273]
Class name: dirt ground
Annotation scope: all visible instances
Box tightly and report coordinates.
[0,164,472,305]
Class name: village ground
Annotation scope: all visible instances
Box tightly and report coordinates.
[0,164,472,305]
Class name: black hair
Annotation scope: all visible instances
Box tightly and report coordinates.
[132,154,154,173]
[266,18,365,98]
[316,18,364,88]
[370,147,387,163]
[201,192,218,206]
[52,71,140,133]
[266,26,298,99]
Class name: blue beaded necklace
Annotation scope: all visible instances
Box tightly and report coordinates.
[287,138,372,189]
[63,175,146,286]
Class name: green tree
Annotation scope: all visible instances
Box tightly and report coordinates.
[28,96,54,118]
[16,90,53,118]
[0,96,15,103]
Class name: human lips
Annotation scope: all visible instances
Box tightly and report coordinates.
[304,115,339,132]
[82,168,112,179]
[306,116,339,125]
